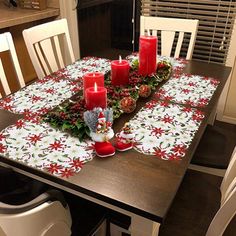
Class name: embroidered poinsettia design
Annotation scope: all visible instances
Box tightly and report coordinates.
[154,73,220,107]
[123,101,204,160]
[0,120,95,178]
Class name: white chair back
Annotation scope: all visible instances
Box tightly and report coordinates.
[0,32,25,98]
[221,148,236,203]
[23,18,75,79]
[140,16,199,59]
[0,193,72,236]
[206,177,236,236]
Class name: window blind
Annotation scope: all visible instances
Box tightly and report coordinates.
[141,0,236,64]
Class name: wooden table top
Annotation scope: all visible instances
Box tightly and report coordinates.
[0,60,231,223]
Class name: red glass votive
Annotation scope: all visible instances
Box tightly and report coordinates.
[111,60,130,86]
[85,86,107,110]
[139,36,157,76]
[83,72,104,97]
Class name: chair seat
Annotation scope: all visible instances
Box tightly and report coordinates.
[159,169,222,236]
[64,193,108,236]
[191,121,236,169]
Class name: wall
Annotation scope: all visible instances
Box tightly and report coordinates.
[217,18,236,124]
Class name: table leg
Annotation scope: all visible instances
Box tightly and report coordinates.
[130,215,160,236]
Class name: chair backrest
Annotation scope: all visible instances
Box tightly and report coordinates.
[23,18,75,79]
[140,16,199,60]
[220,147,236,203]
[206,177,236,236]
[0,32,25,98]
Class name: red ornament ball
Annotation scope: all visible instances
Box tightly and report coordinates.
[138,85,152,98]
[120,97,136,113]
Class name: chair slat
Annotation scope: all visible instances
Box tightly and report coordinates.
[0,59,11,96]
[161,31,175,57]
[40,39,59,74]
[174,32,184,58]
[34,43,50,76]
[53,35,65,69]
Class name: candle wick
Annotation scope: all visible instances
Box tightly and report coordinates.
[119,55,122,63]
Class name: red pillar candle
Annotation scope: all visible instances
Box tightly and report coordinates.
[85,83,107,110]
[83,72,104,97]
[139,36,157,76]
[111,57,130,86]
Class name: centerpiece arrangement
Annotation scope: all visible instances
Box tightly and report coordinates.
[43,36,172,145]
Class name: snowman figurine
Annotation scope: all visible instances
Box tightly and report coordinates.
[115,122,135,151]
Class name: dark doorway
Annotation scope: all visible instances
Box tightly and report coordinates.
[76,0,138,60]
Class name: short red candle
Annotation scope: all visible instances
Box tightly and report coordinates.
[83,72,104,97]
[111,60,130,86]
[85,84,107,110]
[139,36,157,76]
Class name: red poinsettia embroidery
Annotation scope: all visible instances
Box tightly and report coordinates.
[0,134,6,141]
[159,101,170,107]
[153,147,167,159]
[31,95,42,103]
[188,82,196,87]
[60,168,75,178]
[168,153,181,160]
[198,98,209,104]
[162,115,173,123]
[3,97,12,103]
[37,107,50,115]
[194,110,205,118]
[171,145,186,155]
[0,143,7,153]
[151,127,165,136]
[27,134,43,144]
[44,88,55,94]
[185,100,195,107]
[210,79,220,86]
[15,120,25,128]
[164,95,173,101]
[145,101,157,109]
[182,107,192,113]
[192,114,204,122]
[3,104,13,111]
[182,89,190,94]
[46,163,63,174]
[70,159,83,169]
[48,141,65,151]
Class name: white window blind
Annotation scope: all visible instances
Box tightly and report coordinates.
[141,0,236,64]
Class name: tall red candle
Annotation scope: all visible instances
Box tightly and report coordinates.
[111,59,130,86]
[83,72,104,97]
[85,83,107,110]
[139,36,157,76]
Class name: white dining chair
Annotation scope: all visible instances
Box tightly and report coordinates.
[109,148,236,236]
[23,18,75,79]
[159,148,236,236]
[0,32,25,98]
[140,16,199,59]
[0,189,72,236]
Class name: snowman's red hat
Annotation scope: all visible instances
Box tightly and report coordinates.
[98,112,105,121]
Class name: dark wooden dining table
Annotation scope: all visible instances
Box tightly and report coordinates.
[0,59,231,236]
